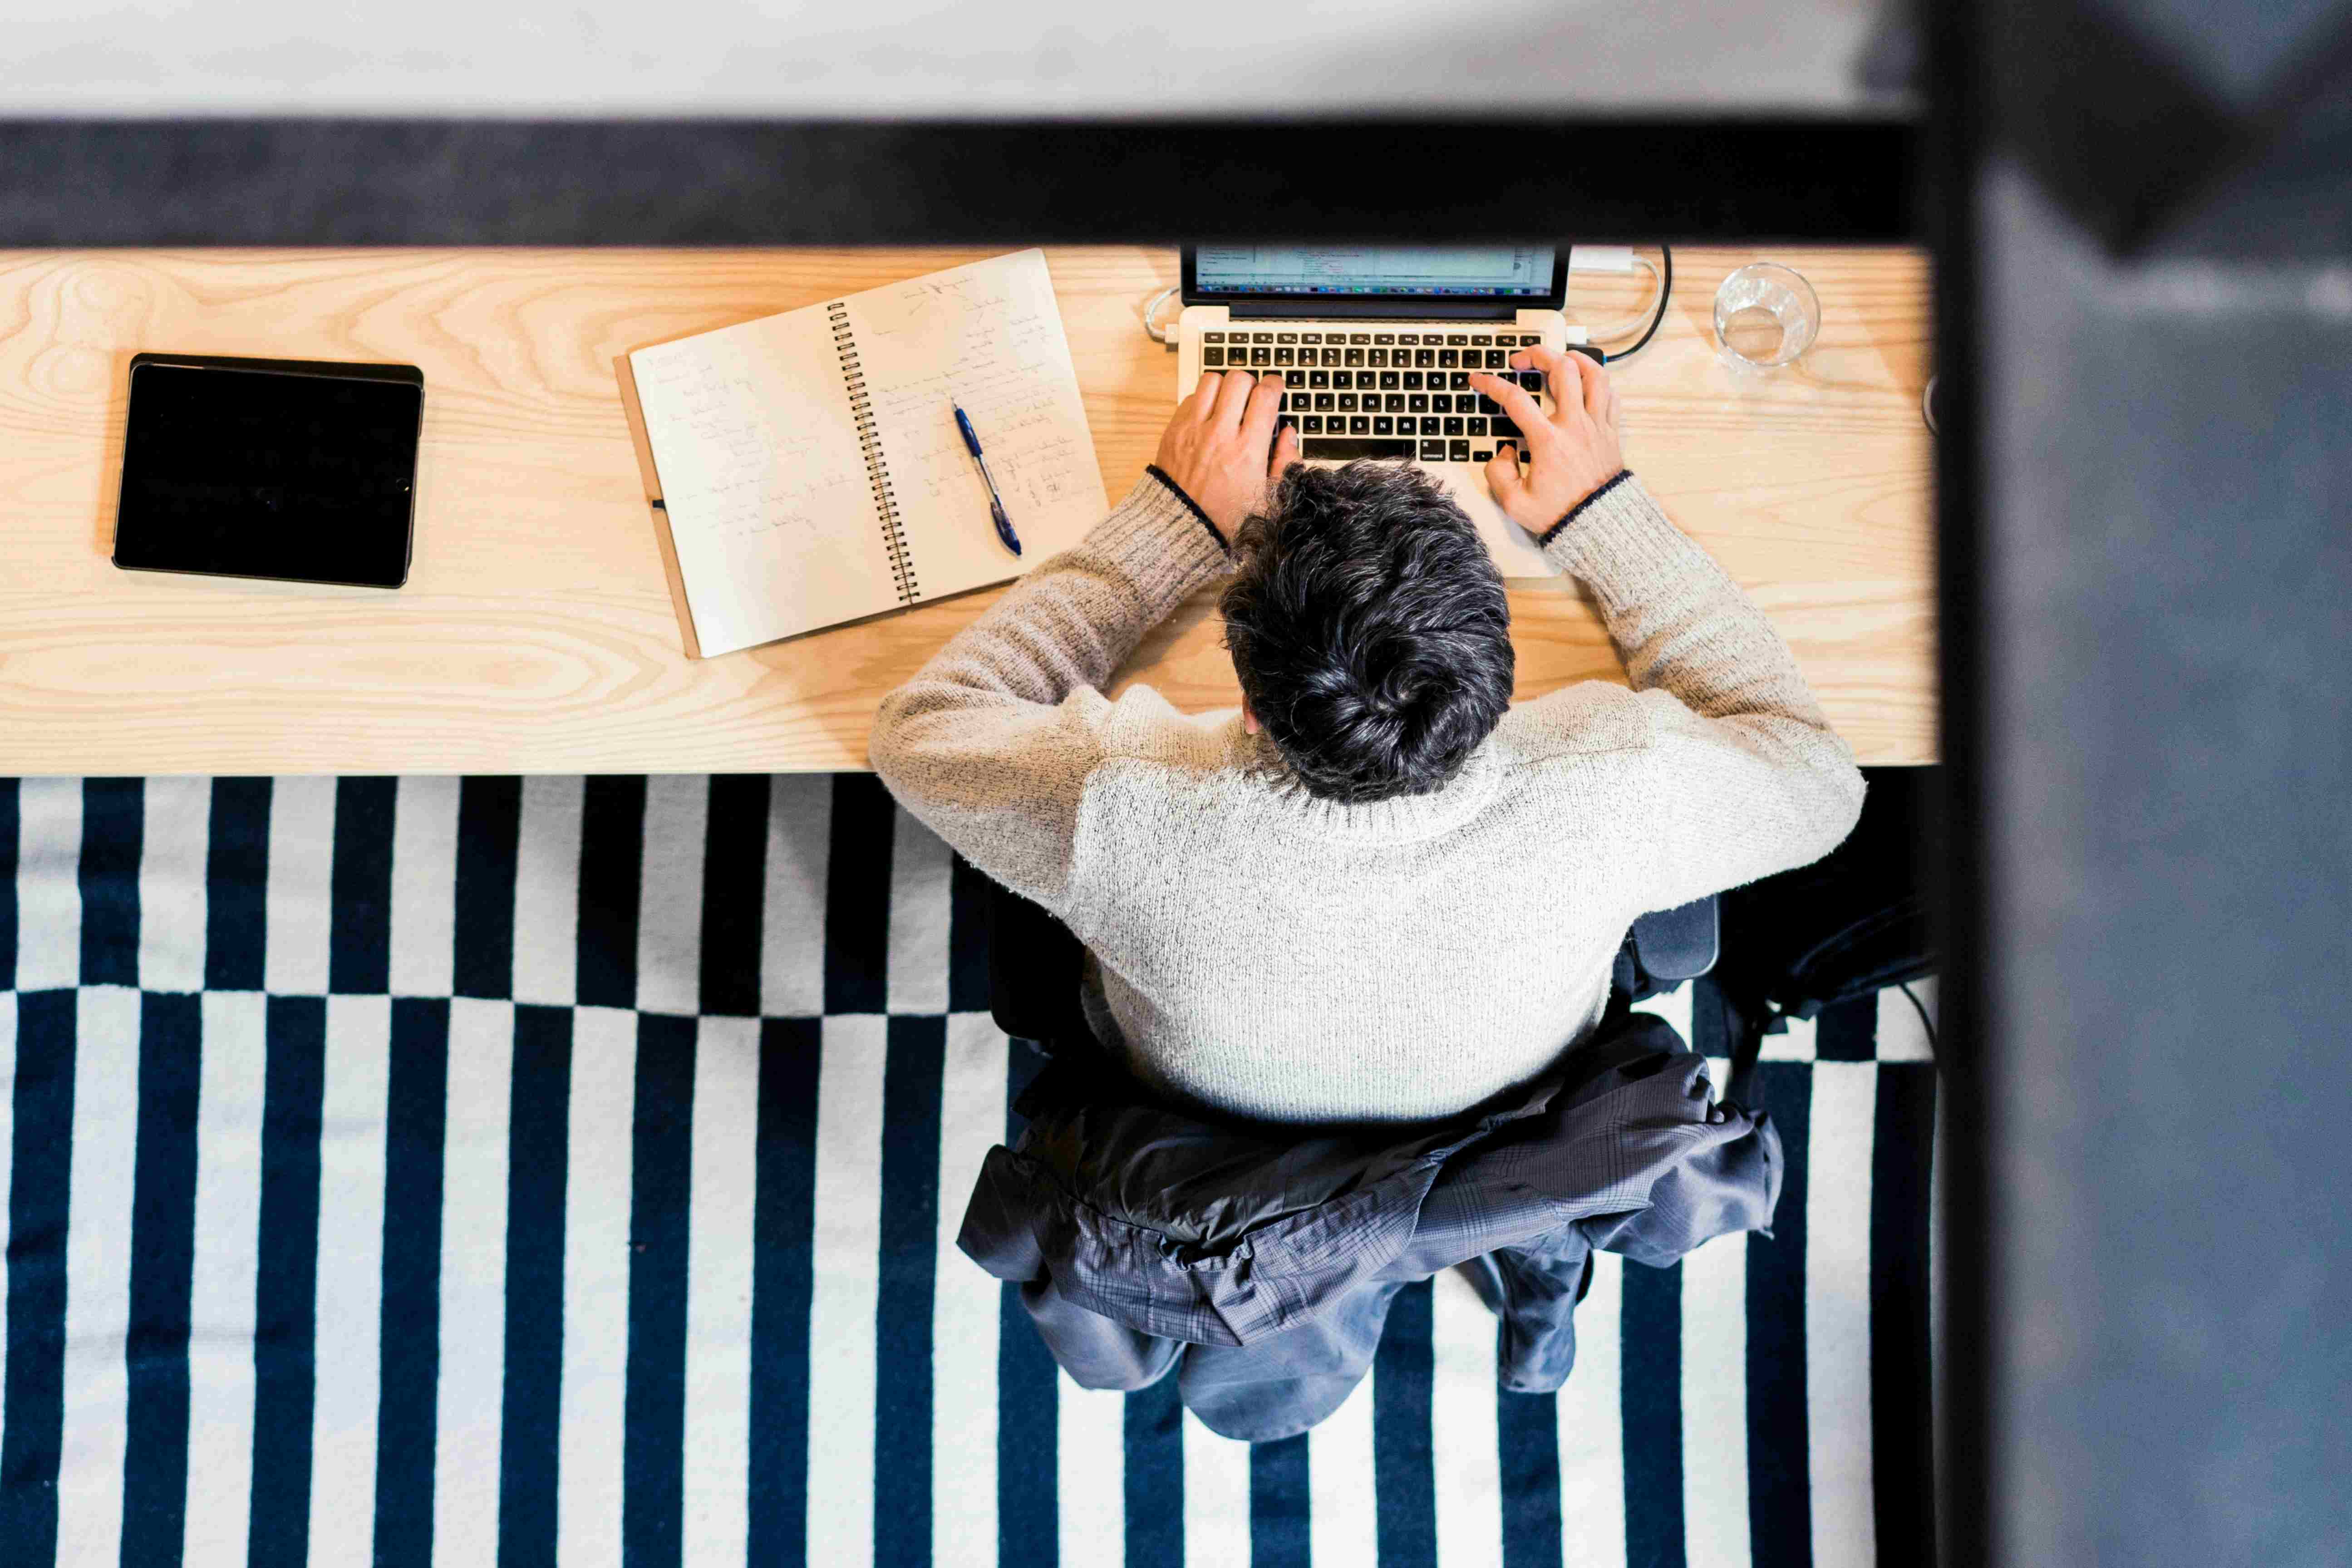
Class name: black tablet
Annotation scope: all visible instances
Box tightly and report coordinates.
[113,354,424,589]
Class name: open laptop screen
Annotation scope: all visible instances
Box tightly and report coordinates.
[1186,246,1562,303]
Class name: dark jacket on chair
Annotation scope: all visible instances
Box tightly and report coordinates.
[957,1011,1783,1442]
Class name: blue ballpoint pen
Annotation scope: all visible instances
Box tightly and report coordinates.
[952,405,1022,556]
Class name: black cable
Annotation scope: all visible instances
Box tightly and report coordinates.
[1899,980,1939,1055]
[1599,244,1673,364]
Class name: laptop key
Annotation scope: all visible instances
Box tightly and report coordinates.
[1350,415,1371,434]
[1203,348,1223,367]
[1277,332,1298,343]
[1402,371,1422,390]
[1380,371,1400,390]
[1367,349,1387,368]
[1308,370,1329,388]
[1349,333,1372,344]
[1450,440,1471,462]
[1385,393,1406,412]
[1304,436,1414,461]
[1444,417,1464,436]
[1250,347,1271,366]
[1303,415,1323,433]
[1467,416,1488,435]
[1438,349,1459,368]
[1373,416,1393,435]
[1273,348,1295,366]
[1486,349,1508,369]
[1408,393,1428,412]
[1471,334,1491,345]
[1204,331,1225,343]
[1420,439,1447,461]
[1450,372,1471,391]
[1314,393,1334,411]
[1374,333,1396,345]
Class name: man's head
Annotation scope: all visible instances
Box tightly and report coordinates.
[1219,460,1515,804]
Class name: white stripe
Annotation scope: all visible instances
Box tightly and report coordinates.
[1807,1062,1878,1568]
[1181,1405,1252,1568]
[1630,983,1694,1045]
[1057,1378,1126,1566]
[1876,978,1938,1063]
[805,1014,888,1568]
[512,776,584,1008]
[636,776,709,1016]
[1309,1376,1378,1568]
[1431,1266,1505,1568]
[932,1015,1005,1566]
[557,1005,638,1568]
[1929,1033,1949,1540]
[388,777,462,997]
[262,777,338,996]
[760,776,832,1017]
[887,811,954,1016]
[433,998,516,1568]
[0,992,12,1408]
[137,777,212,992]
[1555,1251,1625,1568]
[682,1014,760,1568]
[308,995,392,1565]
[53,985,140,1567]
[15,777,83,990]
[1759,1011,1817,1062]
[1680,1231,1752,1568]
[183,992,268,1568]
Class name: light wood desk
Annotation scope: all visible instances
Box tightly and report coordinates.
[0,247,1936,774]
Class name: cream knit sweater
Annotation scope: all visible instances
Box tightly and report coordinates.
[870,469,1864,1123]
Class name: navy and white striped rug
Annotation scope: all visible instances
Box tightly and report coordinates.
[0,773,1938,1568]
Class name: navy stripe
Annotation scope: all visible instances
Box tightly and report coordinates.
[249,996,328,1568]
[122,992,203,1568]
[698,776,768,1017]
[623,1013,697,1568]
[1123,1378,1184,1568]
[998,1041,1058,1567]
[873,1015,945,1568]
[0,778,19,992]
[498,1005,574,1568]
[1745,1061,1814,1568]
[748,1017,822,1568]
[1870,1062,1938,1560]
[79,777,144,986]
[329,777,398,994]
[0,989,77,1565]
[374,998,452,1568]
[823,775,895,1015]
[1813,998,1876,1062]
[453,778,522,1000]
[204,779,273,993]
[1250,1434,1311,1568]
[576,777,648,1010]
[947,852,994,1016]
[1372,1279,1438,1568]
[1498,1391,1565,1568]
[1620,1260,1687,1568]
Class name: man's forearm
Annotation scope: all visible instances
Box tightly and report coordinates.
[1538,471,1833,731]
[878,469,1230,721]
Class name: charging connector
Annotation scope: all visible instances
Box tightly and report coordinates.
[1570,246,1638,275]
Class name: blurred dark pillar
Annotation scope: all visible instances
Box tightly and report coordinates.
[1934,2,2352,1564]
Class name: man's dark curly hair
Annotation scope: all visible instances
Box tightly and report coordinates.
[1218,460,1515,804]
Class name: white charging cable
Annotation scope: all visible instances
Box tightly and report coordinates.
[1142,285,1182,347]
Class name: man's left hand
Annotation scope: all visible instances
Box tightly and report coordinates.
[1153,370,1300,545]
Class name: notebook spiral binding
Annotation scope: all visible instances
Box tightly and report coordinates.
[829,300,918,604]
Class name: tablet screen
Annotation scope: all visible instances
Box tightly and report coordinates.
[113,357,423,589]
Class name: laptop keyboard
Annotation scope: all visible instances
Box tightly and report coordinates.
[1199,325,1551,465]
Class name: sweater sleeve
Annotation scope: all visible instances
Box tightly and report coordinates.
[1533,472,1866,912]
[868,470,1234,914]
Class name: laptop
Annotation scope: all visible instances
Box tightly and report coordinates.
[1175,246,1584,577]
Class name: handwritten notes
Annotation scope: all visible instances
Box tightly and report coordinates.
[626,248,1106,658]
[848,250,1107,600]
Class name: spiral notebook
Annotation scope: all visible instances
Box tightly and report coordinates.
[624,249,1109,658]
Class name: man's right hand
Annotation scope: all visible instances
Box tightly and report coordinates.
[1468,346,1625,538]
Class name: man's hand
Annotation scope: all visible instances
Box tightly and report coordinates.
[1468,346,1625,538]
[1154,370,1301,544]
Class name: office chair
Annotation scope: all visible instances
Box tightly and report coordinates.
[984,877,1718,1054]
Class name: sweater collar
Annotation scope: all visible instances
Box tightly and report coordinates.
[1227,719,1506,843]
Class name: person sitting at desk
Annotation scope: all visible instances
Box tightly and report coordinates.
[870,349,1864,1123]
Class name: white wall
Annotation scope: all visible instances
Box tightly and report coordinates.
[3,0,1911,116]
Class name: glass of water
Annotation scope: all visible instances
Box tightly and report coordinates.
[1713,262,1820,369]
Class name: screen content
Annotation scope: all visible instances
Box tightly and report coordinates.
[1194,246,1556,297]
[113,362,421,588]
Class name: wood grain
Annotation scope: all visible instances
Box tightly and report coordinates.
[0,246,1936,774]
